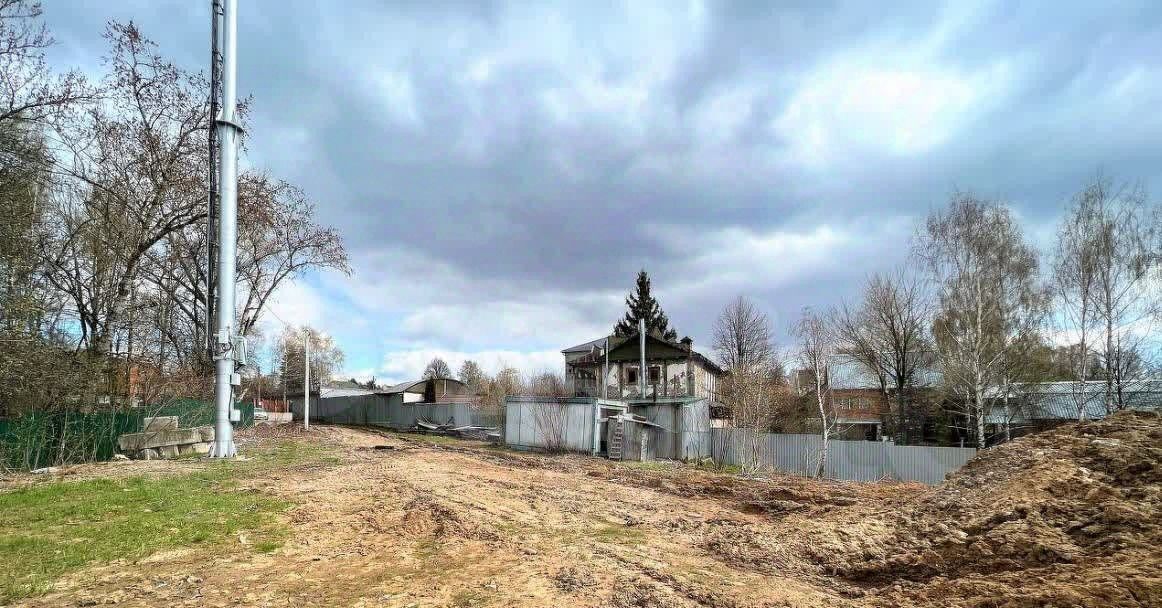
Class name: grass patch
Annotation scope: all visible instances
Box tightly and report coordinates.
[398,432,493,448]
[451,588,492,607]
[590,523,646,544]
[244,438,341,468]
[0,437,336,602]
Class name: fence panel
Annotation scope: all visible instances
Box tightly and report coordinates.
[709,429,975,485]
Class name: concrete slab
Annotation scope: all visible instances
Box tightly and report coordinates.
[143,416,179,432]
[118,428,204,451]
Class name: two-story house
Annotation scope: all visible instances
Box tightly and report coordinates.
[562,329,724,401]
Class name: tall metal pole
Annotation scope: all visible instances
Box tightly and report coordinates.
[639,319,646,398]
[603,337,609,400]
[209,0,241,458]
[303,332,311,430]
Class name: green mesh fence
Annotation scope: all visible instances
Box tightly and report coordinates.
[0,400,255,471]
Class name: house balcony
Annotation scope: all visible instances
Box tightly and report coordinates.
[567,379,697,400]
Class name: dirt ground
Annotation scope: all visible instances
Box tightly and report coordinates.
[10,413,1162,608]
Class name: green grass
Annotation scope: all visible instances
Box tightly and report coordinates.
[0,438,334,602]
[396,432,493,448]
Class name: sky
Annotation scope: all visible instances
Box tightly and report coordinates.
[45,1,1162,384]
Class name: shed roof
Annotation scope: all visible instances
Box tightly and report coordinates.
[379,378,470,395]
[986,380,1162,423]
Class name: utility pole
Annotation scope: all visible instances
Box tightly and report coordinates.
[603,336,609,400]
[639,318,646,398]
[209,0,242,458]
[303,331,311,430]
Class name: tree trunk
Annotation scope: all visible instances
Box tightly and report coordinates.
[815,390,829,478]
[974,389,986,449]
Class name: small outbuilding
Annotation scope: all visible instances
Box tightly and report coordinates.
[504,395,710,461]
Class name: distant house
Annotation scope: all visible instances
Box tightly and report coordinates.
[985,380,1162,439]
[822,352,943,443]
[562,330,724,402]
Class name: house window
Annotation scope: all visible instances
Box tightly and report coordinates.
[626,366,639,384]
[648,365,661,384]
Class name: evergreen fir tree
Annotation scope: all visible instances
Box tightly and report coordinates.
[613,270,678,340]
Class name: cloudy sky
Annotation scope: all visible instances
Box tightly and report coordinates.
[47,1,1162,383]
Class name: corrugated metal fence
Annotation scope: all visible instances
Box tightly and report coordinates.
[707,429,976,485]
[289,394,498,430]
[504,398,596,453]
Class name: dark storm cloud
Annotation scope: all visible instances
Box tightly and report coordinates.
[45,1,1162,357]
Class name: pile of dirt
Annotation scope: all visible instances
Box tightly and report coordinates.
[398,495,498,542]
[841,411,1162,606]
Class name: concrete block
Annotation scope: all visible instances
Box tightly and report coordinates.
[118,428,204,451]
[197,426,215,442]
[137,448,160,460]
[157,445,179,458]
[143,416,179,432]
[178,442,211,456]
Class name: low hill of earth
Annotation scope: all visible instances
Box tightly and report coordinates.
[844,411,1161,606]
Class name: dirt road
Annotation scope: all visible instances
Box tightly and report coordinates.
[15,418,1160,607]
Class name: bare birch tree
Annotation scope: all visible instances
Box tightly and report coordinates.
[1054,181,1104,419]
[792,306,836,478]
[1079,179,1158,412]
[917,194,1045,448]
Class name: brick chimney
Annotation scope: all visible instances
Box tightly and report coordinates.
[679,336,693,352]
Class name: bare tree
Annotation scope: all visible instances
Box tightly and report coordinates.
[917,194,1046,448]
[833,270,931,443]
[1080,179,1158,412]
[275,325,344,394]
[527,370,568,397]
[235,174,350,336]
[792,306,836,478]
[533,401,568,452]
[1054,182,1102,419]
[457,359,486,394]
[42,23,209,355]
[422,357,452,380]
[0,0,90,126]
[712,295,778,470]
[713,295,774,372]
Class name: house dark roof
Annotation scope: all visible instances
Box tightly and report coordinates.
[563,332,724,375]
[562,336,611,353]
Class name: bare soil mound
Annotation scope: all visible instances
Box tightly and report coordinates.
[846,411,1162,607]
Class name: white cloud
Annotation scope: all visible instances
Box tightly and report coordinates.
[644,217,914,299]
[265,279,326,328]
